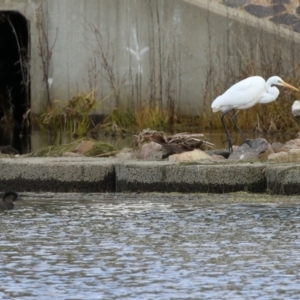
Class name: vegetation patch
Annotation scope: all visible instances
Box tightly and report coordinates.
[29,139,118,157]
[35,90,99,138]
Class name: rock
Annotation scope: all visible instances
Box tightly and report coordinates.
[289,149,300,160]
[74,140,95,154]
[268,152,288,162]
[271,142,284,153]
[228,138,273,160]
[0,145,19,155]
[205,149,230,159]
[292,101,300,117]
[162,144,184,159]
[297,5,300,15]
[268,149,300,162]
[244,4,286,18]
[116,148,135,160]
[294,23,300,33]
[270,14,300,26]
[62,152,84,157]
[211,154,226,160]
[258,143,274,160]
[136,142,163,160]
[168,149,212,162]
[279,139,300,152]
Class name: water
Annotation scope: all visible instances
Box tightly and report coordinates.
[1,192,300,299]
[2,123,297,155]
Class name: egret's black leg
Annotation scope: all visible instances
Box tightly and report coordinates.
[221,110,233,152]
[231,110,252,147]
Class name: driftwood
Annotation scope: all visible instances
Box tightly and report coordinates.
[133,129,214,158]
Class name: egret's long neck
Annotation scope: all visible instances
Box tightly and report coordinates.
[259,80,280,104]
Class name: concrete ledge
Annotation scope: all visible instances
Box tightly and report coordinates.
[265,164,300,195]
[1,157,300,194]
[115,161,267,193]
[0,157,116,193]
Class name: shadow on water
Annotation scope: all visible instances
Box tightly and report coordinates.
[0,124,298,155]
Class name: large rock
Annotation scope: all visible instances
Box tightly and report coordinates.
[136,142,163,160]
[279,138,300,152]
[0,145,19,155]
[228,138,273,160]
[169,149,212,162]
[245,4,286,18]
[74,140,95,154]
[268,149,300,162]
[116,148,136,160]
[271,142,284,153]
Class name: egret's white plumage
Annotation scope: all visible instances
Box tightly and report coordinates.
[211,76,298,151]
[292,100,300,117]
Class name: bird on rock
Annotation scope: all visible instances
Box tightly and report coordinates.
[211,76,299,151]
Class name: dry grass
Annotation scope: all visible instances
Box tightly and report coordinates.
[29,138,117,157]
[201,76,300,135]
[200,15,300,136]
[35,3,300,139]
[35,90,97,138]
[135,104,170,129]
[106,101,173,130]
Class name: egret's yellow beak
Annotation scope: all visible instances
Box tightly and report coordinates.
[282,81,299,92]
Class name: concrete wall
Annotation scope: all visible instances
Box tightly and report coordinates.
[2,0,300,115]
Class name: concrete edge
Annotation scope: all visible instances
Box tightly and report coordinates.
[184,0,300,43]
[1,157,300,195]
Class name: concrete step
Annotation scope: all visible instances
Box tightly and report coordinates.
[1,157,300,195]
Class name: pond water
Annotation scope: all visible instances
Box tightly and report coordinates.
[1,124,297,155]
[1,192,300,299]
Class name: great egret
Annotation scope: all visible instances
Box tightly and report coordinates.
[211,76,299,151]
[292,100,300,117]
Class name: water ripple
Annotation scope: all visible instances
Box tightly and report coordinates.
[0,193,300,299]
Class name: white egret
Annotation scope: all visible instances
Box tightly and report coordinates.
[211,76,299,151]
[292,100,300,117]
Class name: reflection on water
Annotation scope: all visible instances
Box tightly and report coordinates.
[1,193,300,299]
[0,124,298,154]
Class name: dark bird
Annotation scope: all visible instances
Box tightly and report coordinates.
[0,192,20,210]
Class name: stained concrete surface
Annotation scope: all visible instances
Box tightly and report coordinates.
[1,157,300,195]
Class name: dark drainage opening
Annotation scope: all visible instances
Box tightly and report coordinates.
[0,11,30,124]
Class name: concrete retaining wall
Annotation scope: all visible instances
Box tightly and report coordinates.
[2,0,300,115]
[115,161,267,193]
[0,157,116,193]
[2,157,300,195]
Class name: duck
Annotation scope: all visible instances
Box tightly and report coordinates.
[0,192,20,210]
